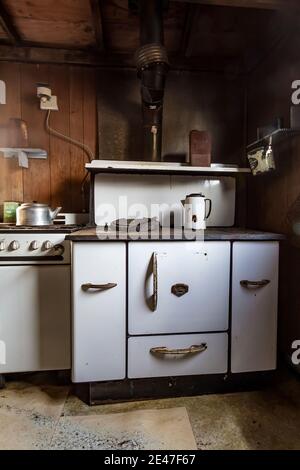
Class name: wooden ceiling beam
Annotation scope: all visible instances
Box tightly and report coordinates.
[0,0,21,44]
[89,0,105,51]
[171,0,300,10]
[0,44,106,67]
[0,44,244,74]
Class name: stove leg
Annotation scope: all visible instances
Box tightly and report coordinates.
[0,374,5,389]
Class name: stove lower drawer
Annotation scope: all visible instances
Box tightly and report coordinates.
[127,333,228,379]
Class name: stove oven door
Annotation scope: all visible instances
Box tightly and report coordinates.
[128,241,230,335]
[0,265,70,373]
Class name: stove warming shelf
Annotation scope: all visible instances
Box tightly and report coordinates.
[86,160,251,176]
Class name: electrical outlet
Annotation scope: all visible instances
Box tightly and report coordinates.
[40,95,58,111]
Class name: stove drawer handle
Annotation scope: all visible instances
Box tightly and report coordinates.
[150,343,207,356]
[81,282,117,292]
[240,279,270,288]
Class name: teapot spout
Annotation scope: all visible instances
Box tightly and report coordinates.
[50,207,62,220]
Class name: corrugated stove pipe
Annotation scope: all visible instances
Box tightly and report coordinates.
[135,0,169,162]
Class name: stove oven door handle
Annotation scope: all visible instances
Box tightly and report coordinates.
[81,282,117,292]
[145,252,158,312]
[152,252,158,312]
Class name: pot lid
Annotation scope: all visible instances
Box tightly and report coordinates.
[20,202,49,208]
[186,193,205,198]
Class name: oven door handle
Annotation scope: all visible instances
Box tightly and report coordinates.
[145,252,158,312]
[81,282,117,292]
[152,252,158,312]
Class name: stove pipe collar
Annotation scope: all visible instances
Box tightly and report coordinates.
[135,43,169,109]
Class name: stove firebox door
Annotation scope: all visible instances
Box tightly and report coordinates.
[231,241,279,373]
[128,241,230,335]
[72,242,126,383]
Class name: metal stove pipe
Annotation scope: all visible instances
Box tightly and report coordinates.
[135,0,169,162]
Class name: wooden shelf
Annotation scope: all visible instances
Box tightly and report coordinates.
[86,160,251,176]
[247,128,300,151]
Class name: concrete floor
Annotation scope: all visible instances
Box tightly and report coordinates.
[1,368,300,450]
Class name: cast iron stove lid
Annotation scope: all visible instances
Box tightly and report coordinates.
[110,218,161,232]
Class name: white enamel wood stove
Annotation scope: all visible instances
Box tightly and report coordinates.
[72,240,279,385]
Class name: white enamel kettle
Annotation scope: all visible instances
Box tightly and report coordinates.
[181,193,212,230]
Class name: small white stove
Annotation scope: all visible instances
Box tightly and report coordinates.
[0,225,81,376]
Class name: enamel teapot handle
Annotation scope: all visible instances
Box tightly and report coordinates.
[205,198,212,219]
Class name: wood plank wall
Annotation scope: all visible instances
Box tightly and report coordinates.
[247,31,300,365]
[0,62,97,218]
[1,61,246,222]
[97,69,246,165]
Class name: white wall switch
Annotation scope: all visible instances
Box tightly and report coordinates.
[0,80,6,104]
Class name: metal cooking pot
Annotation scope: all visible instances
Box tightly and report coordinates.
[16,203,62,226]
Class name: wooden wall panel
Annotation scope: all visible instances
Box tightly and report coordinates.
[0,62,23,211]
[1,60,242,219]
[20,63,51,204]
[83,69,97,159]
[0,62,97,219]
[83,68,97,210]
[70,66,85,212]
[246,32,300,364]
[97,69,245,164]
[48,65,71,212]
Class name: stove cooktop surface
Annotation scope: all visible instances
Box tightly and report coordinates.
[0,224,84,234]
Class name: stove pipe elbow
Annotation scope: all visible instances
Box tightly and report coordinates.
[135,0,169,162]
